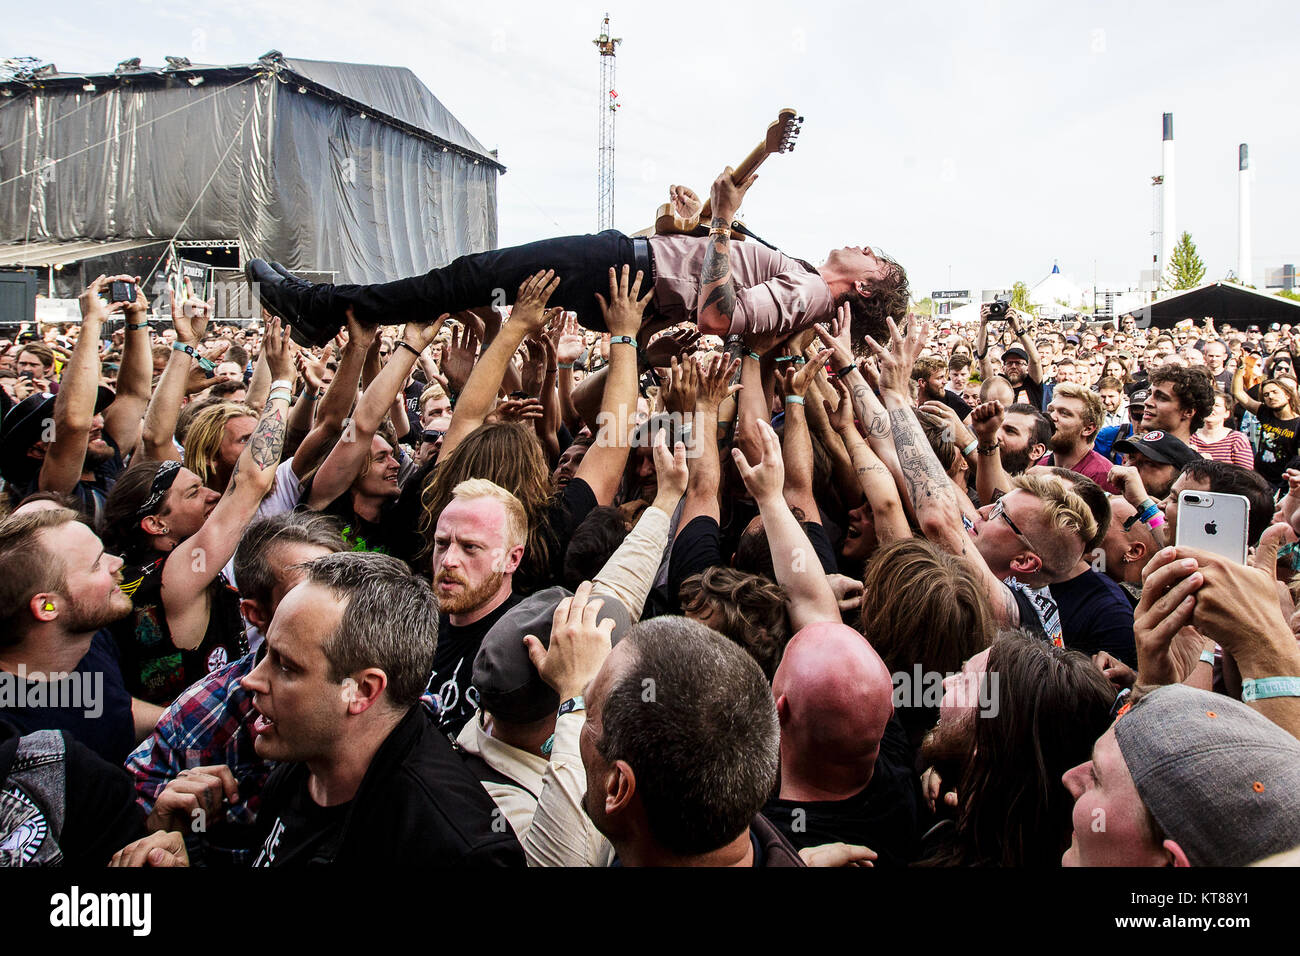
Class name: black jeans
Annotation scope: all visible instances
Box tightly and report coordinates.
[328,230,640,332]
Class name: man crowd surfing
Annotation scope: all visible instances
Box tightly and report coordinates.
[1,168,1298,869]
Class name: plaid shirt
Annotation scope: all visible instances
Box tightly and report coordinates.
[126,650,270,866]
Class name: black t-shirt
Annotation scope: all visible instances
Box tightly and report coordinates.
[942,389,972,421]
[428,594,523,738]
[403,381,423,439]
[1253,407,1300,486]
[667,514,838,607]
[762,716,922,867]
[319,492,402,554]
[252,785,351,867]
[0,720,148,866]
[1001,374,1043,411]
[1048,568,1137,668]
[0,631,136,765]
[113,555,249,706]
[9,433,124,523]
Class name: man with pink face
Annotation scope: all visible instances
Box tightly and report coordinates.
[1062,685,1300,866]
[427,479,527,737]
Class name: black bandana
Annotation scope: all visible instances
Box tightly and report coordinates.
[136,460,182,521]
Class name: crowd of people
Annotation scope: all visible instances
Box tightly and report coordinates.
[2,170,1299,870]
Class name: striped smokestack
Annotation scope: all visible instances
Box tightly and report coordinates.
[1238,144,1252,287]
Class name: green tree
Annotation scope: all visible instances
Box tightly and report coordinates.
[1164,232,1206,290]
[1277,289,1300,303]
[1010,281,1034,312]
[912,296,934,316]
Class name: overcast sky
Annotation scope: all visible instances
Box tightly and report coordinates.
[8,0,1299,299]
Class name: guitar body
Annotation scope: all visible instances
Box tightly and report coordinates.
[652,204,741,241]
[649,107,801,243]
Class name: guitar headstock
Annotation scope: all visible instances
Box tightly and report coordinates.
[765,107,803,155]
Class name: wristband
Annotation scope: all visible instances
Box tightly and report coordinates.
[962,440,978,457]
[304,391,319,401]
[1144,512,1166,530]
[270,378,293,392]
[709,226,731,239]
[126,321,150,330]
[746,350,761,362]
[557,695,586,717]
[172,341,215,374]
[557,362,574,369]
[785,395,805,406]
[833,363,857,377]
[609,335,636,348]
[396,341,422,359]
[1241,677,1300,702]
[268,388,294,403]
[977,441,1001,456]
[1198,649,1216,666]
[774,355,805,365]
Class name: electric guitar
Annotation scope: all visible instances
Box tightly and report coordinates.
[644,108,802,242]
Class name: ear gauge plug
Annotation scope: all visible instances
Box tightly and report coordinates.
[43,603,54,612]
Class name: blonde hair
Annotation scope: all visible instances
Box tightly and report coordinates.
[1011,473,1097,579]
[420,383,448,409]
[1050,381,1104,436]
[183,402,257,488]
[450,478,528,551]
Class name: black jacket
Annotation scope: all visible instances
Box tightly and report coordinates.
[257,704,524,866]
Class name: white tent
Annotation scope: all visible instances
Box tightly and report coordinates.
[1030,263,1086,312]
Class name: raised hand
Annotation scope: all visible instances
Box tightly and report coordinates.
[486,397,544,425]
[554,313,585,366]
[668,184,703,220]
[969,400,1004,446]
[863,315,928,400]
[731,418,785,503]
[645,327,702,368]
[651,428,689,501]
[695,352,741,411]
[442,322,479,395]
[661,356,700,417]
[782,347,834,399]
[262,315,295,383]
[594,265,652,338]
[824,374,856,433]
[170,278,213,345]
[523,581,617,700]
[511,270,562,337]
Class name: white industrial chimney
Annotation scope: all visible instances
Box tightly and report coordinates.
[1160,113,1176,281]
[1238,144,1252,287]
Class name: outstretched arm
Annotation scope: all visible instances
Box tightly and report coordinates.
[733,419,840,630]
[696,167,757,337]
[103,279,153,454]
[41,276,128,493]
[161,319,296,650]
[866,317,1020,627]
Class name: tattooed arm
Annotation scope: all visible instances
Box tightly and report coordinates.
[866,318,1021,628]
[696,166,757,336]
[161,319,296,650]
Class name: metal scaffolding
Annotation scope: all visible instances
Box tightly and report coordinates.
[593,15,621,231]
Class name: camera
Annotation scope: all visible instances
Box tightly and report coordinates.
[986,295,1012,320]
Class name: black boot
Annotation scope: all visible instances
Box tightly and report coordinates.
[245,259,346,347]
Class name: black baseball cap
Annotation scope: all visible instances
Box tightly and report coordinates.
[1002,347,1029,362]
[1113,430,1200,469]
[0,387,114,484]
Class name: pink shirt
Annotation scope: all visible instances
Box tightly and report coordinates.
[1037,449,1121,494]
[647,235,835,336]
[1191,430,1255,468]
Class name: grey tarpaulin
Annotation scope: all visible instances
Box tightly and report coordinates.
[0,53,501,287]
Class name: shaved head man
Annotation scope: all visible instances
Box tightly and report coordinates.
[762,622,921,866]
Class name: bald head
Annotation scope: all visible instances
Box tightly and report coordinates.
[773,622,895,800]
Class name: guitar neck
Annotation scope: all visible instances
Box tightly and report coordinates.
[699,141,776,222]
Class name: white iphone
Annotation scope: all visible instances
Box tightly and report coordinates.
[1174,490,1250,564]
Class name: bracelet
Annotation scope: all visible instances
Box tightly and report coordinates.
[126,321,150,330]
[609,335,636,348]
[709,226,732,239]
[774,355,806,365]
[396,341,422,359]
[557,695,586,717]
[746,350,761,362]
[557,362,574,369]
[304,391,319,401]
[1198,649,1216,665]
[833,363,857,377]
[962,440,978,457]
[1145,512,1166,530]
[268,388,294,402]
[785,395,805,406]
[977,441,1001,456]
[270,378,293,392]
[172,341,215,374]
[1241,676,1300,702]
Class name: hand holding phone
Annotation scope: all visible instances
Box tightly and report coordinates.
[1174,490,1249,564]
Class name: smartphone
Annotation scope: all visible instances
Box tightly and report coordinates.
[104,280,136,303]
[1174,490,1249,563]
